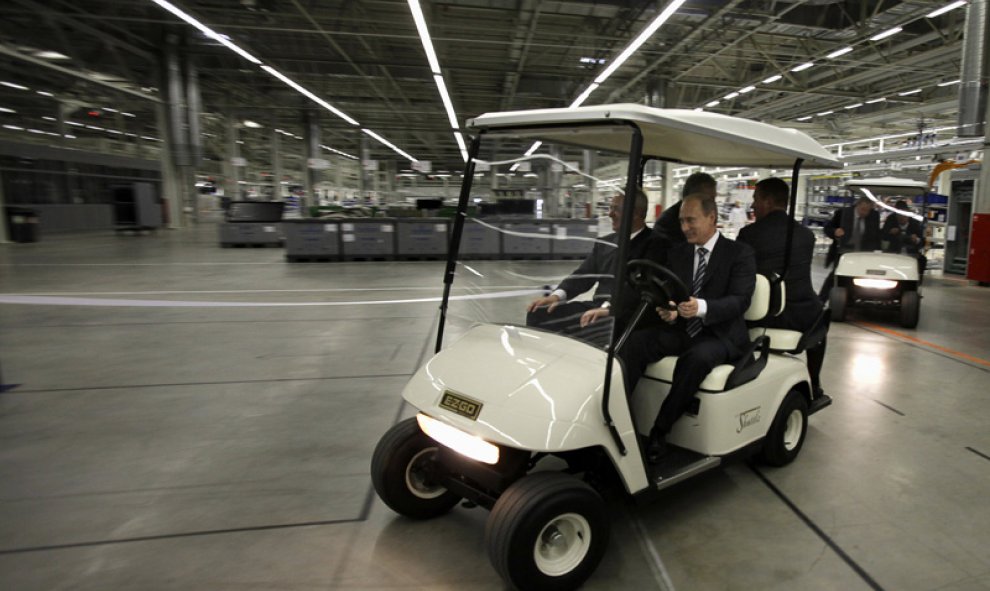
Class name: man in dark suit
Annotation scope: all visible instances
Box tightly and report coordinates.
[652,172,717,244]
[621,193,755,461]
[883,199,927,280]
[527,190,667,345]
[819,195,882,300]
[737,177,827,396]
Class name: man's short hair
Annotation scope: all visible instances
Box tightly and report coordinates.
[682,172,716,198]
[682,192,717,217]
[755,177,790,208]
[614,189,649,219]
[855,195,873,206]
[895,199,912,211]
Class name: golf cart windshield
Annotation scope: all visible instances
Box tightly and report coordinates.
[845,177,929,221]
[435,126,635,354]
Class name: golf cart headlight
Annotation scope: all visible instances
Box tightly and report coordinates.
[417,413,500,465]
[853,278,898,289]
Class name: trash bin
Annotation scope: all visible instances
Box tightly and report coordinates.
[4,207,39,243]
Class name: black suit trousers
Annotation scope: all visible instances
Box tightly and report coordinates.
[620,325,733,435]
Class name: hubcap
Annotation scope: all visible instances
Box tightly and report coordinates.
[783,409,804,451]
[533,513,592,576]
[405,448,446,499]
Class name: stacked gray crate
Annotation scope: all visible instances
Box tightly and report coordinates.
[284,220,340,261]
[396,218,449,259]
[218,222,283,246]
[340,219,396,260]
[459,218,501,259]
[550,220,600,259]
[219,201,285,247]
[500,219,553,259]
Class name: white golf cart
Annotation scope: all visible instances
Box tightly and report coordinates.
[829,177,929,328]
[370,104,838,590]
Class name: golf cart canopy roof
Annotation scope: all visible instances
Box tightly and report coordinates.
[845,177,929,196]
[466,103,841,169]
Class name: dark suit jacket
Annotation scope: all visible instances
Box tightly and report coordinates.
[667,234,755,356]
[557,229,669,324]
[882,215,925,255]
[824,206,881,267]
[736,210,822,331]
[652,200,685,244]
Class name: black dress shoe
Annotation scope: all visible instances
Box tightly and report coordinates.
[646,432,668,464]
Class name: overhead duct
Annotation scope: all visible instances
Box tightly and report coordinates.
[959,0,990,137]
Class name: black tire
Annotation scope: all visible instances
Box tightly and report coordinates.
[829,286,847,322]
[485,472,609,591]
[900,290,920,329]
[370,417,460,519]
[759,390,809,467]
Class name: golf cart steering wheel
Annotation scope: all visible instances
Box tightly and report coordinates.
[627,259,690,310]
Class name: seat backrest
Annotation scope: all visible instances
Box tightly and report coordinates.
[744,274,770,321]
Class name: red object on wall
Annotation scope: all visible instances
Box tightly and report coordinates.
[968,213,990,282]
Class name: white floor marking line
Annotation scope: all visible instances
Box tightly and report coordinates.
[0,289,541,308]
[629,513,677,591]
[0,285,536,297]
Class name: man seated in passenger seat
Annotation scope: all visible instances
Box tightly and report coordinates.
[619,193,755,462]
[526,190,668,347]
[737,177,827,397]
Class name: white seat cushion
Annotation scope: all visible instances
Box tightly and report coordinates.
[748,327,803,352]
[642,356,736,392]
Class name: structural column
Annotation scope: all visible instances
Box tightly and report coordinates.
[271,116,282,201]
[304,110,321,212]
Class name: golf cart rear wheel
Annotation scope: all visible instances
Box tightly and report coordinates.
[900,290,920,328]
[485,472,609,591]
[371,417,460,519]
[759,390,809,467]
[829,286,848,322]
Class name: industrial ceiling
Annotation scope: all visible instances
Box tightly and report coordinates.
[0,0,975,177]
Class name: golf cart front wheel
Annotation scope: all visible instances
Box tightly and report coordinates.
[371,417,460,519]
[759,390,809,467]
[829,286,848,322]
[900,290,920,328]
[485,472,609,591]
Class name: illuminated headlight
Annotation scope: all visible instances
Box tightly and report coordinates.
[853,278,898,289]
[417,413,499,465]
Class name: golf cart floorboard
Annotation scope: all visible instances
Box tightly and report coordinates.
[648,448,721,491]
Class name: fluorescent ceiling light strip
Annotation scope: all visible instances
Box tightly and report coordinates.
[433,74,459,129]
[592,0,687,85]
[938,79,961,86]
[1,81,29,90]
[797,116,812,121]
[898,88,922,95]
[739,85,756,94]
[762,74,783,84]
[362,128,417,162]
[870,26,902,41]
[826,47,854,59]
[845,103,863,109]
[866,97,886,103]
[149,0,260,64]
[320,144,358,160]
[0,107,15,114]
[36,90,54,97]
[569,83,599,108]
[261,65,359,126]
[817,110,834,116]
[454,131,468,162]
[724,91,740,99]
[706,100,720,107]
[407,0,442,74]
[2,124,23,130]
[791,62,814,72]
[927,1,967,18]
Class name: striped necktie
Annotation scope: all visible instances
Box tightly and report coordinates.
[686,247,707,337]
